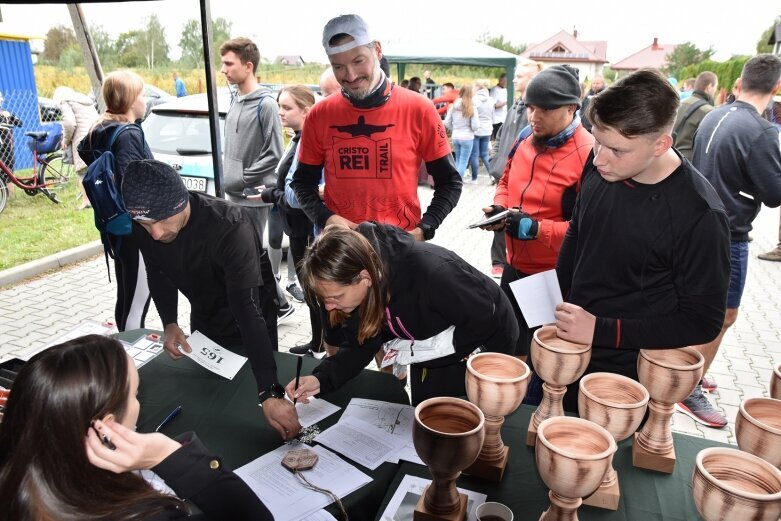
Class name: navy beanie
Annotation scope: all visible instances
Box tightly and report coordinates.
[525,65,582,109]
[123,159,189,221]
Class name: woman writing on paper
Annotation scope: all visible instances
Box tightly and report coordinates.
[286,223,518,405]
[0,335,273,521]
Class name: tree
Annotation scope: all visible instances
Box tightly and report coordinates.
[477,33,526,55]
[116,30,147,68]
[179,17,232,68]
[663,42,715,78]
[90,24,118,68]
[139,14,170,68]
[58,44,83,68]
[42,25,77,64]
[756,21,776,54]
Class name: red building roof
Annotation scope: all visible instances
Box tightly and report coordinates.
[521,30,607,64]
[612,38,678,71]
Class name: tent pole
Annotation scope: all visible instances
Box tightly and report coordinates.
[200,0,224,198]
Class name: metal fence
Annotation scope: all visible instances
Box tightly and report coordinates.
[0,88,62,172]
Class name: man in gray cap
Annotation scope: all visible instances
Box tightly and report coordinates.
[480,64,594,360]
[291,13,461,243]
[123,159,301,440]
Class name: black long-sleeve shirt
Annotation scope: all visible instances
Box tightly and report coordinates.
[135,193,279,392]
[557,153,730,380]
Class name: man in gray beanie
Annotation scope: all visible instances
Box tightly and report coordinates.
[479,64,594,363]
[123,159,302,440]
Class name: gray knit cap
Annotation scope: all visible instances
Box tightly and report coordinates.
[525,65,582,109]
[122,159,189,221]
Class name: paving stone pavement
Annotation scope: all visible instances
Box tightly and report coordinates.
[2,172,780,445]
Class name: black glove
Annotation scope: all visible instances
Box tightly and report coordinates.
[505,209,538,240]
[485,204,506,217]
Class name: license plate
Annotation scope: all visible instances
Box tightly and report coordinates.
[181,176,207,192]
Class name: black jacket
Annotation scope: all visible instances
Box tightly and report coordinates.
[692,100,781,241]
[77,120,152,185]
[313,222,518,394]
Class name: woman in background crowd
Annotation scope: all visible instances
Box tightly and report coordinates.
[444,85,479,180]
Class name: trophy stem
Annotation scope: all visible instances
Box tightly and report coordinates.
[539,491,582,521]
[528,382,566,446]
[636,399,674,454]
[423,473,462,516]
[478,415,505,462]
[602,465,618,488]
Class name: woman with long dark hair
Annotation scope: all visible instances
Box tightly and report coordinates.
[286,223,519,405]
[0,335,272,520]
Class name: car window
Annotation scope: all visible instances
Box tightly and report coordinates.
[142,112,225,155]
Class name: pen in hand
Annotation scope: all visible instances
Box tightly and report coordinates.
[293,356,303,405]
[155,405,183,432]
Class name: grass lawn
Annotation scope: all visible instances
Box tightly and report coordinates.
[0,165,99,271]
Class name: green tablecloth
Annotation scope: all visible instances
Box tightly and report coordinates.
[375,404,728,521]
[121,329,409,519]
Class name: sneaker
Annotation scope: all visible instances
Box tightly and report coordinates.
[700,374,718,393]
[675,386,727,428]
[286,283,305,303]
[277,304,295,324]
[491,265,504,279]
[290,342,318,356]
[758,248,781,262]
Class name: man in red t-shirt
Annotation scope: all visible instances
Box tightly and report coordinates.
[292,14,461,242]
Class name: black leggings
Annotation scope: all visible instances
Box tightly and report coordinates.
[112,235,151,331]
[290,233,322,346]
[268,207,283,249]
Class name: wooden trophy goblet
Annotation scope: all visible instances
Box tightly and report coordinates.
[535,416,616,521]
[465,352,530,481]
[527,325,591,446]
[578,372,649,510]
[413,397,485,521]
[736,397,781,469]
[633,347,704,473]
[770,363,781,400]
[692,447,781,521]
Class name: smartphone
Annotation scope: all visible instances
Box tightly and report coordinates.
[466,210,509,229]
[243,186,261,197]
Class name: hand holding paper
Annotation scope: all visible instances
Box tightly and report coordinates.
[554,302,596,345]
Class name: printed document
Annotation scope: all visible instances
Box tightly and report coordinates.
[235,444,370,521]
[380,474,487,521]
[296,397,340,428]
[315,415,407,470]
[509,269,563,327]
[341,398,423,465]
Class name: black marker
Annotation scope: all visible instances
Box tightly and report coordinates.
[293,356,303,405]
[155,405,183,432]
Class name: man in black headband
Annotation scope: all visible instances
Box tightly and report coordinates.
[123,159,301,440]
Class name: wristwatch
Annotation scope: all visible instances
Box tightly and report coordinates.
[258,383,285,406]
[417,222,435,241]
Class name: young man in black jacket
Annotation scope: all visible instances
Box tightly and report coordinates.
[121,159,301,441]
[553,70,730,414]
[682,54,781,427]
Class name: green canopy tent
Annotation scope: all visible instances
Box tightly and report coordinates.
[383,39,519,103]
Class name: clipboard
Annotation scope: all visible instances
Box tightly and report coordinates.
[466,210,509,229]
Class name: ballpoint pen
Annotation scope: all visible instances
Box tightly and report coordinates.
[293,356,303,405]
[155,405,183,432]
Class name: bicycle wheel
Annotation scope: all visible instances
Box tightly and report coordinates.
[38,152,69,185]
[0,175,8,214]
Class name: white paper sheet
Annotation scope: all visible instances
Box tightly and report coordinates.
[301,511,338,521]
[341,398,423,466]
[509,269,563,327]
[235,444,370,521]
[315,415,407,470]
[180,331,247,380]
[296,397,341,428]
[379,474,487,521]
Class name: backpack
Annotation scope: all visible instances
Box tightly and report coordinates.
[83,124,138,275]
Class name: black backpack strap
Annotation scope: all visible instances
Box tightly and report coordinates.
[673,99,709,142]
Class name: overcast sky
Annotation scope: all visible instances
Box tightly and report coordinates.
[1,1,777,64]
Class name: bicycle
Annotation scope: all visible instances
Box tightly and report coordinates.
[0,122,72,214]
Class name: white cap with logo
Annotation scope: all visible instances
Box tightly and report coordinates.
[322,14,373,56]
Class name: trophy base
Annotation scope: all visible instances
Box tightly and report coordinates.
[527,422,538,447]
[464,446,510,482]
[414,493,468,521]
[632,432,676,474]
[582,480,620,511]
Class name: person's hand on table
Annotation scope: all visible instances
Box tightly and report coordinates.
[262,399,301,440]
[554,302,596,345]
[285,375,321,405]
[480,205,507,231]
[325,214,357,230]
[85,419,181,473]
[163,323,190,360]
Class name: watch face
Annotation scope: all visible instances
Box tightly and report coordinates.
[270,383,285,398]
